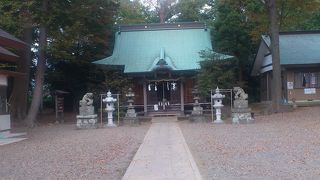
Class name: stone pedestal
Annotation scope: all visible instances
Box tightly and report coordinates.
[190,105,205,122]
[76,114,98,129]
[106,111,116,127]
[192,105,203,116]
[190,114,206,122]
[213,107,224,124]
[79,106,94,116]
[124,108,139,125]
[126,108,137,117]
[233,99,248,109]
[232,100,254,124]
[123,116,140,125]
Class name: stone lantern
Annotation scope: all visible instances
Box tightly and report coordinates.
[103,91,117,127]
[124,88,139,124]
[212,87,225,124]
[125,88,137,118]
[191,86,203,115]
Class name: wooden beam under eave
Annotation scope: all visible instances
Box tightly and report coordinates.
[0,46,19,62]
[0,29,28,50]
[0,70,26,77]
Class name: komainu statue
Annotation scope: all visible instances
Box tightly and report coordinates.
[233,87,248,100]
[77,92,97,129]
[79,93,94,107]
[232,87,253,124]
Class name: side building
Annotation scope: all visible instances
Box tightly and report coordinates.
[251,31,320,104]
[94,22,230,116]
[0,28,27,132]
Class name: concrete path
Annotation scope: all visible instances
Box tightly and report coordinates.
[122,116,202,180]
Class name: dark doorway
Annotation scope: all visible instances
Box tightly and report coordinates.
[147,80,180,112]
[157,82,171,102]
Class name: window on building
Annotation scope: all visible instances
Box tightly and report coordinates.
[294,72,320,88]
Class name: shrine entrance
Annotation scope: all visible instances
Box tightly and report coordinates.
[146,79,181,113]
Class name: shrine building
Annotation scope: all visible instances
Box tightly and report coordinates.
[94,22,230,115]
[0,28,27,132]
[251,31,320,105]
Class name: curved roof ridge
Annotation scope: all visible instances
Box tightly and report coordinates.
[119,22,206,32]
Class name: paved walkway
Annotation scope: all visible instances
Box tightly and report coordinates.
[122,116,202,180]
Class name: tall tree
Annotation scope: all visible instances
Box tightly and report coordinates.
[263,0,281,112]
[25,0,49,127]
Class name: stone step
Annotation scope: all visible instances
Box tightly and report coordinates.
[0,132,27,139]
[0,138,27,146]
[148,111,181,117]
[0,131,28,146]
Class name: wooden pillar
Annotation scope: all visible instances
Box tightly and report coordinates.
[266,73,269,101]
[282,70,288,102]
[180,80,184,113]
[143,81,147,115]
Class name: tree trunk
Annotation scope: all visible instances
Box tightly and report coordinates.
[159,0,165,23]
[10,27,32,121]
[234,51,244,85]
[266,0,282,112]
[25,0,48,127]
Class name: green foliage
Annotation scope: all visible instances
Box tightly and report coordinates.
[213,1,254,56]
[244,0,320,40]
[1,0,120,112]
[276,0,320,31]
[0,1,33,36]
[196,50,236,97]
[213,0,257,96]
[172,0,203,22]
[47,0,118,61]
[116,0,158,24]
[47,60,129,110]
[303,11,320,30]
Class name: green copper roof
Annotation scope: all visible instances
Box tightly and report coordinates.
[262,32,320,65]
[94,23,230,73]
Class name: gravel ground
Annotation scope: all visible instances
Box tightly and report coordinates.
[0,119,150,179]
[180,107,320,179]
